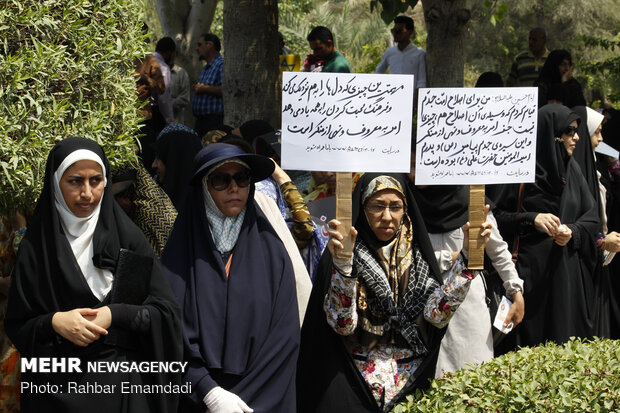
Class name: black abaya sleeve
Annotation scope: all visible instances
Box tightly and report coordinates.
[5,239,68,357]
[487,183,538,246]
[562,162,601,273]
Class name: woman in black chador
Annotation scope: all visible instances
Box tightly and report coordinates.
[5,137,182,413]
[493,104,600,347]
[163,143,300,413]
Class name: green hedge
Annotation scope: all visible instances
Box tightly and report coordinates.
[0,0,145,214]
[395,338,620,412]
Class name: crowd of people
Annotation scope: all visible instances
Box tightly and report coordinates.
[1,15,620,413]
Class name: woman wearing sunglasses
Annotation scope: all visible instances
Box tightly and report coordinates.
[162,143,300,413]
[492,104,600,349]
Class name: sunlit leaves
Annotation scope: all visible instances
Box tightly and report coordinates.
[396,338,620,412]
[0,0,145,214]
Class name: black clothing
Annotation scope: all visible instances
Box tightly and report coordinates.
[163,144,299,413]
[153,128,202,210]
[5,137,182,413]
[493,105,600,347]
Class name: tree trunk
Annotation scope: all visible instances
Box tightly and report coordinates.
[155,0,218,89]
[223,0,280,128]
[421,0,470,87]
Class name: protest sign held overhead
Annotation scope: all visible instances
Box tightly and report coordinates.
[281,72,414,173]
[415,88,538,185]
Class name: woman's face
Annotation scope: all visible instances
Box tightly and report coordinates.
[561,120,580,156]
[590,124,603,150]
[59,160,105,217]
[364,189,405,242]
[558,58,571,76]
[207,162,250,217]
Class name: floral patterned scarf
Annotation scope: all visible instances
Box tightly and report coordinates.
[354,176,439,357]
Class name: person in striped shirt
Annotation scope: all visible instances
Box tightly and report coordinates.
[506,27,549,87]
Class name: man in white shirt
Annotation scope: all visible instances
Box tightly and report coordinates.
[170,62,190,125]
[376,15,427,90]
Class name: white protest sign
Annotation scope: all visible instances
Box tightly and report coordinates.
[281,72,413,172]
[415,88,538,185]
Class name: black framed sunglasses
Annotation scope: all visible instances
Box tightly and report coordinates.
[563,125,578,137]
[208,170,252,191]
[391,28,405,35]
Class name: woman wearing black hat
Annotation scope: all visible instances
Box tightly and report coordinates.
[5,137,182,413]
[162,143,300,413]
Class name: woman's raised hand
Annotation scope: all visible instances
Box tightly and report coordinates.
[52,308,108,347]
[326,219,358,256]
[327,219,358,275]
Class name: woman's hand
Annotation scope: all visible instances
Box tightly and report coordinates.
[534,213,561,236]
[327,219,358,256]
[52,308,108,347]
[270,160,291,185]
[462,205,491,253]
[83,306,112,330]
[504,291,525,327]
[327,219,357,275]
[553,225,572,246]
[603,232,620,253]
[203,386,253,413]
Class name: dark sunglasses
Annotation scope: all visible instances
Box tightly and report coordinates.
[208,170,252,191]
[391,28,405,35]
[563,125,578,137]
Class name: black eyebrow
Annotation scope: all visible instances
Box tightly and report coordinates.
[66,173,103,179]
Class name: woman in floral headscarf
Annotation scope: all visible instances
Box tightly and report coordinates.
[297,173,490,413]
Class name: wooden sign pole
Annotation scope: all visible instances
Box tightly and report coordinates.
[468,184,485,270]
[334,172,353,259]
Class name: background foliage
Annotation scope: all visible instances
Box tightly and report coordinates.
[463,0,620,104]
[395,338,620,412]
[0,0,145,215]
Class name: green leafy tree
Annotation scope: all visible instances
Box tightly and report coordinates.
[0,0,145,215]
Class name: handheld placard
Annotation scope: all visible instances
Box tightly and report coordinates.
[334,173,353,259]
[468,185,485,269]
